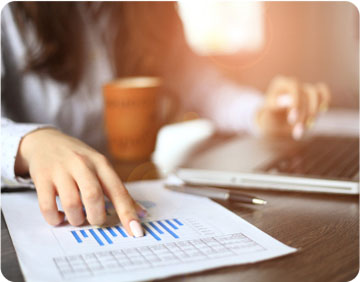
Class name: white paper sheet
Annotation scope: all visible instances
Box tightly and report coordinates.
[2,180,296,282]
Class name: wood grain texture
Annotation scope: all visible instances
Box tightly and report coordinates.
[162,190,359,282]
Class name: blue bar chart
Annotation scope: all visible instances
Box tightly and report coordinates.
[70,218,184,246]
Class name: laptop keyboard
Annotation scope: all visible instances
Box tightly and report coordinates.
[258,136,359,181]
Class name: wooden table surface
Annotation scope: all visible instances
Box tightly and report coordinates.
[1,135,359,282]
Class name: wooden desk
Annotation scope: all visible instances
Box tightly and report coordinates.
[1,135,359,282]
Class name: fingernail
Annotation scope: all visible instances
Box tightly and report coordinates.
[129,220,144,238]
[287,109,298,124]
[292,123,304,140]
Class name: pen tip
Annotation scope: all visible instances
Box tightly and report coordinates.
[252,198,267,205]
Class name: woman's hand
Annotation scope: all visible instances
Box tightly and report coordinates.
[14,128,145,237]
[256,76,331,139]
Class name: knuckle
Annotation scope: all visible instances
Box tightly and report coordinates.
[69,217,85,227]
[39,202,55,215]
[84,189,102,202]
[32,177,50,191]
[71,154,87,166]
[51,164,69,179]
[95,153,111,167]
[62,199,81,211]
[30,168,43,182]
[71,153,92,170]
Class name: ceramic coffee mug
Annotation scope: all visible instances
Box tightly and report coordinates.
[103,77,171,161]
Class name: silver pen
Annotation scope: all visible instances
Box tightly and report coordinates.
[165,183,267,205]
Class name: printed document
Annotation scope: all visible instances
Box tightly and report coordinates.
[1,180,296,282]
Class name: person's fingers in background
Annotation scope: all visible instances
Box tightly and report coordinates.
[285,81,308,140]
[263,75,307,139]
[32,175,65,226]
[94,156,144,238]
[256,107,293,138]
[265,76,299,109]
[265,76,302,125]
[302,83,321,129]
[316,82,331,112]
[297,82,331,134]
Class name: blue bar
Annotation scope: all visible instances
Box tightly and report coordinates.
[80,230,88,238]
[149,222,164,234]
[173,218,183,226]
[142,223,161,241]
[106,227,117,237]
[165,219,178,230]
[115,226,128,237]
[71,231,82,243]
[98,228,113,244]
[157,221,179,239]
[89,229,104,246]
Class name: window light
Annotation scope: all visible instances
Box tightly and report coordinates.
[178,2,264,55]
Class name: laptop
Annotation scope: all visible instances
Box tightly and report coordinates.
[175,109,359,194]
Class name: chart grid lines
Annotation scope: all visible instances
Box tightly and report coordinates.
[53,233,266,279]
[134,247,152,267]
[80,253,94,276]
[109,251,123,269]
[163,243,187,261]
[213,236,237,256]
[94,253,105,270]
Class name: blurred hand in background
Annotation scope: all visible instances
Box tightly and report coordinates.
[256,76,331,139]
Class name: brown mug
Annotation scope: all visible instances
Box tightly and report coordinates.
[103,77,172,161]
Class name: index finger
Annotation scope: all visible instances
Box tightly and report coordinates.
[95,158,144,238]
